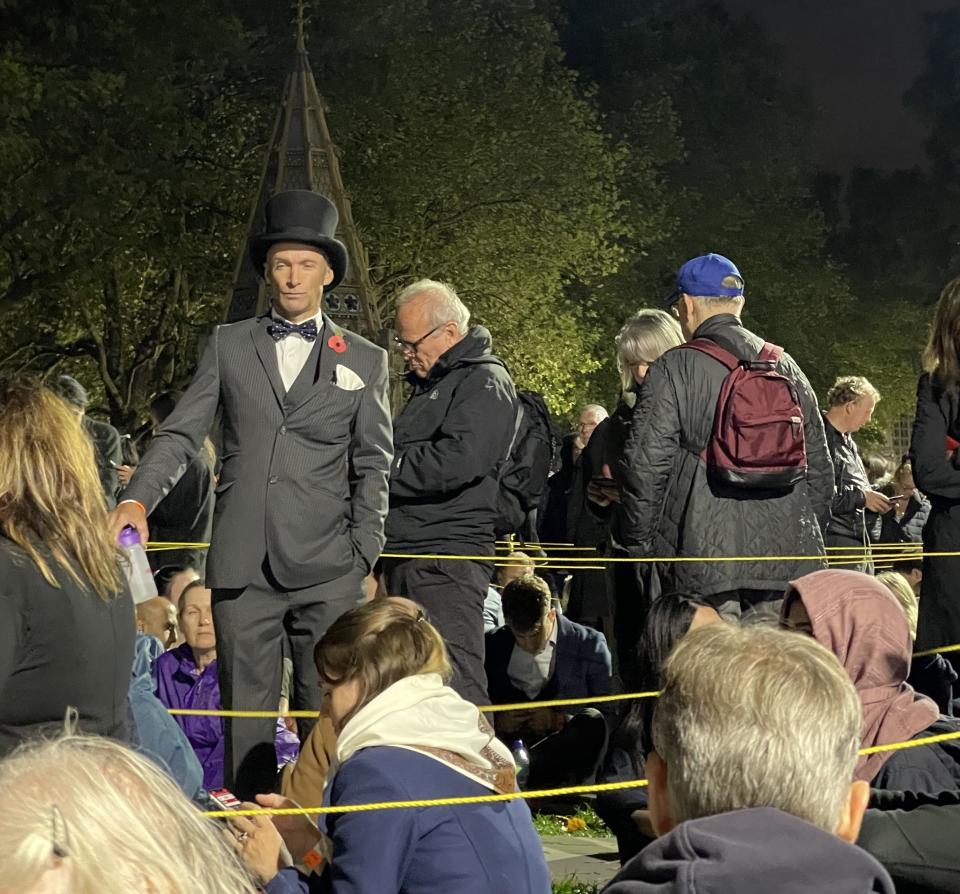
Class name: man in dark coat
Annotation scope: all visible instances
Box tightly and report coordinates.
[140,391,215,574]
[821,375,892,571]
[486,575,612,787]
[53,374,122,508]
[111,190,393,798]
[382,279,519,705]
[618,254,834,620]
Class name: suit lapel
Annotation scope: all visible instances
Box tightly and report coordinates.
[251,317,286,409]
[286,314,344,415]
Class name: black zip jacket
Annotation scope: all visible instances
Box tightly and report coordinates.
[385,326,518,554]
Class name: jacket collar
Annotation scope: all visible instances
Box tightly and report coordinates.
[407,325,500,388]
[691,313,744,340]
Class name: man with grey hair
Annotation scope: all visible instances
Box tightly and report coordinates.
[604,622,894,893]
[822,375,891,571]
[620,253,834,620]
[382,278,518,704]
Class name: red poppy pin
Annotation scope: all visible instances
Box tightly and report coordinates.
[328,334,347,354]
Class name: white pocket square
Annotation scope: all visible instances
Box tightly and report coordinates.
[334,364,365,391]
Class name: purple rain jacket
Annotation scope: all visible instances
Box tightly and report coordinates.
[154,643,300,791]
[154,643,224,789]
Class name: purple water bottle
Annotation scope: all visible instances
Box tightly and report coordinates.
[118,525,158,604]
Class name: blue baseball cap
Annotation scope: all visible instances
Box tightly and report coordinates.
[664,253,745,307]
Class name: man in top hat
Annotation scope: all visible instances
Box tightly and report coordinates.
[111,190,393,797]
[617,253,834,623]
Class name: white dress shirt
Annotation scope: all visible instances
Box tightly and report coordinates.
[507,619,558,699]
[272,310,323,392]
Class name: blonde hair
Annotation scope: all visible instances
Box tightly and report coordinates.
[0,379,121,599]
[923,275,960,392]
[652,623,861,834]
[615,310,684,393]
[826,375,881,409]
[0,734,258,894]
[876,571,919,641]
[315,598,451,728]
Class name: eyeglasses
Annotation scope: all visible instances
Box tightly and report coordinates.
[393,324,443,354]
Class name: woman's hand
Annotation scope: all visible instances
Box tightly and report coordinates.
[226,805,285,886]
[256,793,325,864]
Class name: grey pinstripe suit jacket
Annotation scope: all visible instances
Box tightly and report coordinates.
[124,313,393,590]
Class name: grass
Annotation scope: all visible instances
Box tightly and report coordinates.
[533,804,610,839]
[551,878,600,894]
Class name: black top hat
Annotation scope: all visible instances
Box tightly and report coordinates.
[248,190,349,291]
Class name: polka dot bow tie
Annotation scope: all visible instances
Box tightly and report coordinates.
[267,318,319,342]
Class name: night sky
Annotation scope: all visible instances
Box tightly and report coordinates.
[721,0,957,172]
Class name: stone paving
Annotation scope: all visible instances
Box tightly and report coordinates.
[541,834,621,889]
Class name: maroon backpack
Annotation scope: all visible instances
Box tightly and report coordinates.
[679,338,807,489]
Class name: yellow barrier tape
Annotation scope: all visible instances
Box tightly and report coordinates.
[200,730,960,818]
[170,690,663,720]
[859,729,960,756]
[914,643,960,658]
[202,779,651,818]
[144,541,937,565]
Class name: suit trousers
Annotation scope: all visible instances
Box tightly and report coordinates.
[213,558,365,800]
[382,557,492,706]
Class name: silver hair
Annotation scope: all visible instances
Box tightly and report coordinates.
[652,623,862,834]
[395,279,471,335]
[0,734,259,894]
[579,404,609,422]
[615,310,684,393]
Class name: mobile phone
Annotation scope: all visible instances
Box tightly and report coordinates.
[888,494,904,502]
[208,788,241,810]
[590,476,618,488]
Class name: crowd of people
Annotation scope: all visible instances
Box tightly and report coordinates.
[5,189,960,892]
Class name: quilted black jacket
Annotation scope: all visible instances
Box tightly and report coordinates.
[617,314,835,598]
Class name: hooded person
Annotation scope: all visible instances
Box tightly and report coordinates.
[604,622,893,894]
[782,569,960,793]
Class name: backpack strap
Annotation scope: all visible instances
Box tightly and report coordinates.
[758,342,784,364]
[677,338,740,371]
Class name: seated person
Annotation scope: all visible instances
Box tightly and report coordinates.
[136,595,180,650]
[153,563,200,608]
[484,551,535,632]
[877,570,957,714]
[128,630,205,801]
[154,582,223,789]
[604,623,894,893]
[596,592,721,864]
[878,458,930,544]
[0,734,259,893]
[782,569,960,793]
[232,598,551,894]
[859,789,960,893]
[154,582,299,791]
[485,575,612,788]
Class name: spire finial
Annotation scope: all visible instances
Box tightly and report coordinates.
[296,0,306,52]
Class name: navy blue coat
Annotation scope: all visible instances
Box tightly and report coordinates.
[485,613,613,708]
[264,746,550,894]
